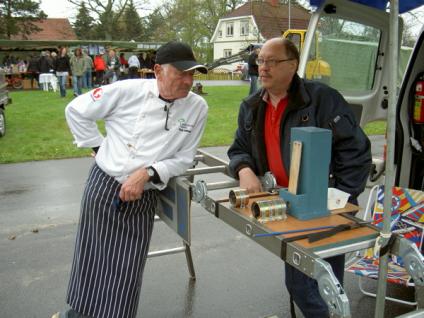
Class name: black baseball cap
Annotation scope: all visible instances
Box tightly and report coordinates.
[156,41,208,74]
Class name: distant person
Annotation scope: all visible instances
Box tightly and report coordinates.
[54,47,71,97]
[82,50,93,89]
[127,54,140,79]
[70,48,86,97]
[248,46,260,95]
[38,51,53,74]
[138,52,147,69]
[105,49,120,83]
[93,53,106,86]
[26,54,40,89]
[144,52,156,78]
[118,52,128,79]
[38,51,54,91]
[50,51,58,66]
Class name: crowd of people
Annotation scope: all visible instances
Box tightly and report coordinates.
[0,49,157,97]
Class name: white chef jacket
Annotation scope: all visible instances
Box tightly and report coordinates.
[128,55,140,68]
[65,79,208,190]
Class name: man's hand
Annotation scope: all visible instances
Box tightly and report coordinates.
[238,167,262,193]
[119,168,150,202]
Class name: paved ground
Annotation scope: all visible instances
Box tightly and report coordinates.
[0,136,419,318]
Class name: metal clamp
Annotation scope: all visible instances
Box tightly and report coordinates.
[260,171,277,191]
[397,236,424,286]
[314,259,351,318]
[192,180,207,203]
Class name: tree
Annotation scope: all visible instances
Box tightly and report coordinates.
[73,1,94,39]
[0,0,47,39]
[122,0,144,41]
[68,0,135,40]
[142,0,247,62]
[142,7,166,42]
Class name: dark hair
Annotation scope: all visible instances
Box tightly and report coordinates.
[281,38,300,66]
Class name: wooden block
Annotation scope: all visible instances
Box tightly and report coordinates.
[288,141,302,194]
[22,79,31,89]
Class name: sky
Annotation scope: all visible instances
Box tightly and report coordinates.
[39,0,160,20]
[40,0,424,35]
[40,0,76,19]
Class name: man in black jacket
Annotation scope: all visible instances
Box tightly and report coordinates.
[247,46,260,95]
[228,38,371,318]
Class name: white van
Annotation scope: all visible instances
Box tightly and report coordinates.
[299,0,423,189]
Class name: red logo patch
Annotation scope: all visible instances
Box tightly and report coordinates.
[91,87,103,101]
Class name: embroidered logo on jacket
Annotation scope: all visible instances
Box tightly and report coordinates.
[178,119,194,133]
[91,87,103,101]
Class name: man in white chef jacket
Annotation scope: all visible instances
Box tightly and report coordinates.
[53,41,208,318]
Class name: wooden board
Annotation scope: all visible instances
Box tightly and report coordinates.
[288,141,302,194]
[228,194,378,250]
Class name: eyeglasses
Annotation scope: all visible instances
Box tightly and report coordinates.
[256,58,294,67]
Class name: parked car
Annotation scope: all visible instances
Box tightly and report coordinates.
[0,70,12,137]
[299,0,424,190]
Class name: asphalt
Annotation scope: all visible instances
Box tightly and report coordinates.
[0,136,419,318]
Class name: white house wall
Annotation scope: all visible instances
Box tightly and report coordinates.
[212,16,263,70]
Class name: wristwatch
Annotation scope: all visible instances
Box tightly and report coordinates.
[146,166,155,181]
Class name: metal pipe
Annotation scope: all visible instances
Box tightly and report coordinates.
[375,1,399,317]
[196,149,230,167]
[194,154,204,162]
[288,0,291,29]
[147,246,186,258]
[204,180,239,191]
[185,165,227,175]
[184,242,196,279]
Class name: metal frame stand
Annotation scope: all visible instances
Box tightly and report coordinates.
[186,149,424,318]
[147,215,196,279]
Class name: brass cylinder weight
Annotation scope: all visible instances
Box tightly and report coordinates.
[229,189,249,208]
[251,198,287,223]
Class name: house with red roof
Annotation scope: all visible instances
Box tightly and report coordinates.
[10,18,77,41]
[210,0,311,68]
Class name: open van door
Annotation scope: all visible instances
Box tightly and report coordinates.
[396,28,424,188]
[299,0,424,190]
[298,0,400,127]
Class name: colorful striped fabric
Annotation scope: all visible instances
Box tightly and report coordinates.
[346,186,424,286]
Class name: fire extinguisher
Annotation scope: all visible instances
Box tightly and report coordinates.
[414,78,424,123]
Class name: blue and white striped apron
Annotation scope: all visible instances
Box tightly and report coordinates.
[66,163,158,318]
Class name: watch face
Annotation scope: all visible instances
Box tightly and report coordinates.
[147,168,154,177]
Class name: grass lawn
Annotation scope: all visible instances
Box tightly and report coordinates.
[0,85,386,164]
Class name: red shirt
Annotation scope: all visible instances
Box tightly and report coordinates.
[94,56,106,71]
[264,96,289,187]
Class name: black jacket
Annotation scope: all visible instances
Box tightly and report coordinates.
[54,55,71,72]
[27,57,40,73]
[248,52,258,76]
[38,56,53,73]
[227,74,372,201]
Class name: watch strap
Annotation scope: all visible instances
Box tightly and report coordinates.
[147,166,161,184]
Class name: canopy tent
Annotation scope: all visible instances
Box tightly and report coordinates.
[309,0,424,13]
[304,1,423,317]
[0,40,163,54]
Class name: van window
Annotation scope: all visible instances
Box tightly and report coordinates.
[308,16,381,91]
[286,33,302,52]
